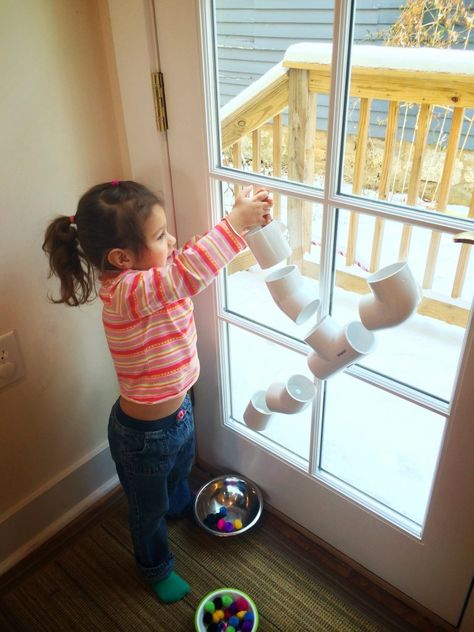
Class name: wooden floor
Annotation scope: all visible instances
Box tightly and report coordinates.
[0,470,451,632]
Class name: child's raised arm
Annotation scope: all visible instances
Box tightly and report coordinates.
[104,187,273,318]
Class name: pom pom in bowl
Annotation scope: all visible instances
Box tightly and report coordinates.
[194,475,263,537]
[195,587,259,631]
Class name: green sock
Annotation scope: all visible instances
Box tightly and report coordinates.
[152,571,190,603]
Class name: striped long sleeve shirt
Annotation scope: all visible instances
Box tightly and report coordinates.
[99,218,246,405]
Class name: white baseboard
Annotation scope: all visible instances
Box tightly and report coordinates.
[0,444,118,576]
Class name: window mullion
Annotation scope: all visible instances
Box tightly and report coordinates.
[310,1,355,476]
[325,0,355,205]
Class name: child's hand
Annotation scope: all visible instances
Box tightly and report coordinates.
[226,185,273,235]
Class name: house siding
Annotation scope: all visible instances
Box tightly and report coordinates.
[215,1,474,148]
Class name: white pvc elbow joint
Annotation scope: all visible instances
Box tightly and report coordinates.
[358,261,421,331]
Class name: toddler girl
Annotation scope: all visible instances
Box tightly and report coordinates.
[42,180,272,602]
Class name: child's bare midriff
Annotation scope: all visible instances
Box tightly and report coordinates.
[120,393,187,421]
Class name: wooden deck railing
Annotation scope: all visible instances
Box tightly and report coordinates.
[222,43,474,328]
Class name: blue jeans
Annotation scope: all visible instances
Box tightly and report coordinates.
[108,394,195,582]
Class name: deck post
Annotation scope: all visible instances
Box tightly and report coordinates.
[287,68,316,269]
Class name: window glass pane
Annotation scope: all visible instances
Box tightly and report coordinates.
[223,183,323,342]
[341,1,474,222]
[214,1,335,189]
[321,372,446,526]
[331,209,473,401]
[226,323,314,464]
[212,2,474,532]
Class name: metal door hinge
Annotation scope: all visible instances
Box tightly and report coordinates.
[151,71,168,132]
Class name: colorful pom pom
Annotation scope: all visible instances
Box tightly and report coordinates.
[204,512,219,528]
[201,592,255,631]
[228,601,238,615]
[212,609,224,623]
[235,596,249,611]
[233,519,243,530]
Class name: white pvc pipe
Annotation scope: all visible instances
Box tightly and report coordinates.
[243,390,273,431]
[359,261,420,331]
[307,321,376,380]
[265,374,316,413]
[244,220,291,269]
[265,265,320,325]
[304,314,342,359]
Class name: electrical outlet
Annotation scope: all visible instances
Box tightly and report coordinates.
[0,330,25,388]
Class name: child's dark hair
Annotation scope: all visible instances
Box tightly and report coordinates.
[42,180,162,306]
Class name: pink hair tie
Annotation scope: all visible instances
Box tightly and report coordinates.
[69,215,76,224]
[111,179,120,186]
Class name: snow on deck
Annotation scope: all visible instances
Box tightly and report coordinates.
[284,42,474,75]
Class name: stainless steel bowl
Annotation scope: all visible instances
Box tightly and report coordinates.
[194,475,263,537]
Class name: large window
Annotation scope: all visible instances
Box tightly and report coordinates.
[210,0,474,535]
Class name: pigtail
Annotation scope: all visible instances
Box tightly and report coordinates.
[42,216,96,306]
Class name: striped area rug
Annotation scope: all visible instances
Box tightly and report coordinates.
[0,496,419,631]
